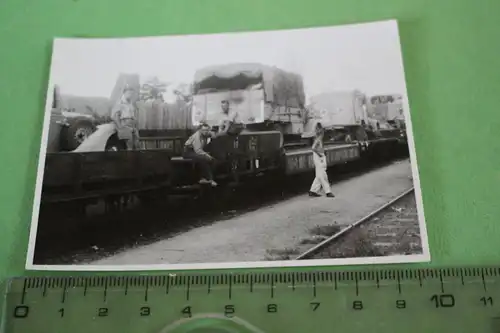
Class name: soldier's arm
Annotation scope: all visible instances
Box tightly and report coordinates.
[218,119,228,134]
[311,139,322,156]
[192,134,211,158]
[110,104,122,125]
[133,104,140,131]
[231,110,240,123]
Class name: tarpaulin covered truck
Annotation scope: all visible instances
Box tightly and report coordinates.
[367,94,405,130]
[306,90,405,142]
[307,90,367,127]
[189,63,363,175]
[191,63,307,141]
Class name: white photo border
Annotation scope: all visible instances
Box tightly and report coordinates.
[25,19,431,271]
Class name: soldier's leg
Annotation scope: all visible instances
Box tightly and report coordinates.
[183,151,213,183]
[195,154,214,181]
[309,154,323,196]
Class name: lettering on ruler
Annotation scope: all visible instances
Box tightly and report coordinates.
[13,305,29,319]
[267,304,278,313]
[395,300,406,309]
[181,306,192,318]
[140,306,151,316]
[310,302,321,311]
[98,307,109,317]
[224,305,235,317]
[352,300,363,310]
[481,297,494,306]
[430,294,455,308]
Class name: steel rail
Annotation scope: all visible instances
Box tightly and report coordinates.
[295,186,415,260]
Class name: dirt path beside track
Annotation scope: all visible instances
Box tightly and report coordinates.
[89,159,416,266]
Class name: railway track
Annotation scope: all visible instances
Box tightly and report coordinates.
[295,187,421,260]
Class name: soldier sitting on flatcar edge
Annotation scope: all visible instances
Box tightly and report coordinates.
[183,123,218,187]
[218,99,245,136]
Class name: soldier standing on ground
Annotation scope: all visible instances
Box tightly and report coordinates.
[309,124,335,198]
[111,86,140,150]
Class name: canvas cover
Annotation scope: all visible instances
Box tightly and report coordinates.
[367,102,404,121]
[193,63,306,109]
[366,94,404,122]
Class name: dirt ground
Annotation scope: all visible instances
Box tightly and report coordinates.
[87,158,417,266]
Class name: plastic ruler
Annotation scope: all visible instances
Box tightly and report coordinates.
[2,267,500,333]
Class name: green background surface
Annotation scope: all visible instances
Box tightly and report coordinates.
[0,0,499,282]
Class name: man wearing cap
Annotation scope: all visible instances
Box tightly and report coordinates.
[111,86,140,150]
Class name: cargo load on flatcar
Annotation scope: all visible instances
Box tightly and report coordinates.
[367,94,405,129]
[191,63,307,137]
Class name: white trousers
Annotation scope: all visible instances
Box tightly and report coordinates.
[310,153,331,194]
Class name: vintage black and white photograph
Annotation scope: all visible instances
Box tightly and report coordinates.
[26,19,430,270]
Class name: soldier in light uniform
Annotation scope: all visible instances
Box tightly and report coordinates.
[309,124,335,198]
[111,86,140,150]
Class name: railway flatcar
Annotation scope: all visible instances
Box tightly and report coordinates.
[39,65,407,216]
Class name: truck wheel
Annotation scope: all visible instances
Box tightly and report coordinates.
[105,134,127,151]
[61,119,95,150]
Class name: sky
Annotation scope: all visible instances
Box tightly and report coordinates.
[48,20,409,103]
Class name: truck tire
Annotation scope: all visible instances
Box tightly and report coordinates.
[61,118,95,151]
[105,133,128,151]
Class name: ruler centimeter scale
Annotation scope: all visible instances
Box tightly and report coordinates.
[2,267,500,333]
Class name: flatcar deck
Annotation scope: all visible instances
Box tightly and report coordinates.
[284,143,358,156]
